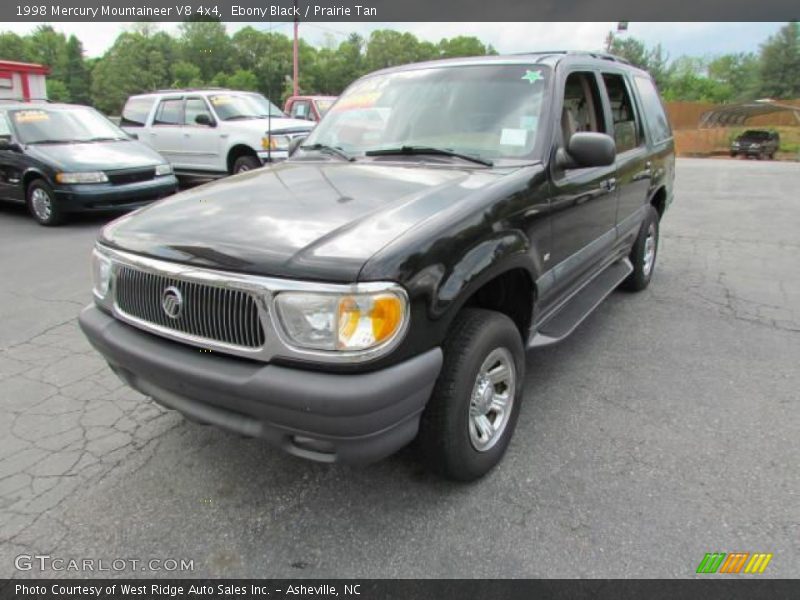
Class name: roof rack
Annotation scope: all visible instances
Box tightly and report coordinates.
[510,50,631,65]
[151,87,231,93]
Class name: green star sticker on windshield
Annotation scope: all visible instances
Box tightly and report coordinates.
[521,69,543,84]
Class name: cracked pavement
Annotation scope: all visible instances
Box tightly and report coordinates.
[0,158,798,578]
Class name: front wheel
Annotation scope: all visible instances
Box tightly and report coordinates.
[621,205,659,292]
[27,179,65,226]
[232,155,261,174]
[418,308,525,481]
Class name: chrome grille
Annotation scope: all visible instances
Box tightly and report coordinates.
[115,265,265,349]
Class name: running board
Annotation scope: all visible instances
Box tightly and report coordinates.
[528,258,633,348]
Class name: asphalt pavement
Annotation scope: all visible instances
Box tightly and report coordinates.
[0,158,797,578]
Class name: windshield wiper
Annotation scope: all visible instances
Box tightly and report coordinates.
[224,115,257,121]
[80,136,127,143]
[365,145,493,167]
[27,139,78,145]
[300,143,355,162]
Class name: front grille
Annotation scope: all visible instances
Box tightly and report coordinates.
[107,168,156,186]
[115,265,265,349]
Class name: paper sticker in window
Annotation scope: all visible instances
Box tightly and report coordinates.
[500,128,528,146]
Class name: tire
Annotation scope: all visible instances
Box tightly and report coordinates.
[730,152,736,158]
[621,205,659,292]
[232,154,261,174]
[26,179,65,226]
[418,308,525,481]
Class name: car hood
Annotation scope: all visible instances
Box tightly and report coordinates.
[225,116,313,134]
[100,160,510,281]
[26,140,166,171]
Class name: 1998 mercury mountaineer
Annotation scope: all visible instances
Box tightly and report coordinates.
[80,52,674,481]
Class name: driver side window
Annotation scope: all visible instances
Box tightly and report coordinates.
[561,72,607,145]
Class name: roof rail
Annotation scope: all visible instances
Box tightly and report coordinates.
[151,87,231,93]
[510,50,631,65]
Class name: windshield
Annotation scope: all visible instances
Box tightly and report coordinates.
[304,64,550,162]
[741,130,771,140]
[315,98,334,117]
[11,107,127,144]
[208,93,284,121]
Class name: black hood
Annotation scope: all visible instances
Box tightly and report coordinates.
[26,139,166,172]
[100,160,510,282]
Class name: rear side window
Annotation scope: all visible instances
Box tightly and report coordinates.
[633,76,672,144]
[121,97,154,127]
[153,99,182,126]
[0,112,11,138]
[602,73,643,153]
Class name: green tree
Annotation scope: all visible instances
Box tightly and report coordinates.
[216,69,259,91]
[64,35,91,104]
[366,30,427,71]
[178,20,232,82]
[171,61,203,87]
[46,79,70,102]
[438,36,489,58]
[25,25,68,80]
[707,53,759,101]
[0,32,30,62]
[91,31,175,113]
[758,22,800,98]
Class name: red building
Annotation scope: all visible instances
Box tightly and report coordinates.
[0,60,50,101]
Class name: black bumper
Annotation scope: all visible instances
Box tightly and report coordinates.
[55,176,178,212]
[79,305,442,464]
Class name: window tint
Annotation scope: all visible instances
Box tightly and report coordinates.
[153,99,182,126]
[291,100,311,119]
[0,113,11,138]
[602,73,642,152]
[184,98,212,125]
[121,97,154,127]
[633,76,671,143]
[561,72,607,144]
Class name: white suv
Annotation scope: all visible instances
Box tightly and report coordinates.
[120,89,313,176]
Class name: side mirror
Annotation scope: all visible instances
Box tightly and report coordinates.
[557,132,616,169]
[0,138,21,152]
[195,113,215,127]
[288,135,308,157]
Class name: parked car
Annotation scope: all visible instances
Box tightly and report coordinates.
[0,101,178,226]
[730,129,779,159]
[120,89,313,177]
[284,95,337,122]
[80,52,674,480]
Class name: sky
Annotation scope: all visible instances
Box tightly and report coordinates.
[0,21,786,60]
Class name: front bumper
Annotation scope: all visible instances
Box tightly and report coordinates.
[79,305,442,464]
[257,150,289,163]
[55,175,178,212]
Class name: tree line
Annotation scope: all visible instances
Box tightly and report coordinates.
[606,22,800,103]
[0,21,797,115]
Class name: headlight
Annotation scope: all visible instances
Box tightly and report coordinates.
[274,289,408,353]
[56,171,108,184]
[155,163,173,176]
[262,134,291,151]
[91,248,112,300]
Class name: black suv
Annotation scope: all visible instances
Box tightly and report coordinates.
[730,129,780,159]
[80,52,675,481]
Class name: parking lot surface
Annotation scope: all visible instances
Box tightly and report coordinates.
[1,158,798,578]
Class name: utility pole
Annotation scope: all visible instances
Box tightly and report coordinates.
[293,0,299,97]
